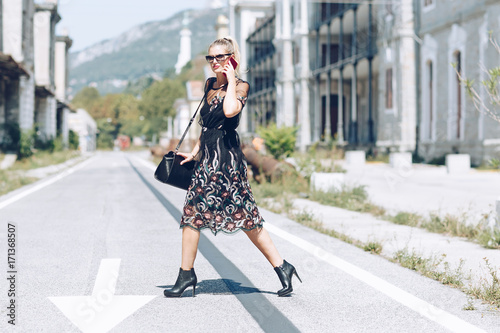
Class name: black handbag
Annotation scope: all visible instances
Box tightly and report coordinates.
[154,83,209,190]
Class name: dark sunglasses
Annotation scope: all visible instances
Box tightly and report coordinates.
[205,53,233,63]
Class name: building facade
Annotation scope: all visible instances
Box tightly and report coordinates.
[416,0,500,164]
[238,0,500,163]
[0,0,79,154]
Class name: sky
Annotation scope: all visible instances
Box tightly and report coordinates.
[55,0,213,51]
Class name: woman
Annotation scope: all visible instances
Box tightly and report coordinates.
[163,37,301,298]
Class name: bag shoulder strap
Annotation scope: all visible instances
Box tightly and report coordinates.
[174,78,212,153]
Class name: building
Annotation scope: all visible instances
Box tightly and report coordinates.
[239,0,500,163]
[416,0,500,164]
[171,80,204,150]
[229,0,275,135]
[0,0,79,154]
[1,0,36,147]
[68,108,96,152]
[376,0,416,153]
[246,14,276,134]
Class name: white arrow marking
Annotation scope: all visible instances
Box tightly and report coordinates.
[48,259,157,333]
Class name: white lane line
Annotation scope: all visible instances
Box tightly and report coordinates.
[135,156,485,332]
[0,156,97,211]
[264,223,486,333]
[134,156,156,171]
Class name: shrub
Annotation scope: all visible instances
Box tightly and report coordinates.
[257,123,297,160]
[69,130,80,150]
[18,129,35,159]
[0,122,21,152]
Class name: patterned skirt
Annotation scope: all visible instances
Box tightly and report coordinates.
[180,143,264,235]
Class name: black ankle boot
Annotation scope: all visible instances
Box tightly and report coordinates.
[274,260,302,297]
[164,268,197,297]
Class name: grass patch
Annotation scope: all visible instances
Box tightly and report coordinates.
[392,248,465,288]
[11,150,81,171]
[363,241,383,254]
[384,210,500,250]
[466,258,500,308]
[0,149,81,197]
[310,185,386,216]
[0,170,38,196]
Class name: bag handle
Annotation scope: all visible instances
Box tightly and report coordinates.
[174,78,212,153]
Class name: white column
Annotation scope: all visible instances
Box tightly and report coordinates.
[19,75,35,130]
[2,0,24,63]
[62,107,69,147]
[399,0,416,151]
[281,0,295,127]
[298,0,311,150]
[34,10,52,86]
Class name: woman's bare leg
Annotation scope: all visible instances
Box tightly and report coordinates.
[244,227,283,267]
[181,227,201,270]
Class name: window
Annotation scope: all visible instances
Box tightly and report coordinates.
[428,61,433,138]
[422,0,435,11]
[455,51,462,139]
[386,68,393,109]
[294,45,300,65]
[423,60,434,140]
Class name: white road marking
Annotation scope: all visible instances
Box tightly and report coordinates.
[48,258,157,333]
[264,223,486,333]
[135,156,156,171]
[135,156,486,332]
[0,155,97,211]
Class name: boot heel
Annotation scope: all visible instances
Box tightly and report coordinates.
[293,270,302,283]
[192,284,196,297]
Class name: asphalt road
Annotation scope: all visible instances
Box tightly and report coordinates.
[0,151,498,333]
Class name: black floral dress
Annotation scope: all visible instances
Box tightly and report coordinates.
[180,77,264,235]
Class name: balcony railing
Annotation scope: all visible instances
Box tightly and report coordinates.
[314,3,357,28]
[315,22,378,72]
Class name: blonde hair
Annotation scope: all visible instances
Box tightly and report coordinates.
[208,36,241,76]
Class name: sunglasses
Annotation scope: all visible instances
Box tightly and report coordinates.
[205,53,233,63]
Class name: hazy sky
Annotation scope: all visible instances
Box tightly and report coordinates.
[56,0,211,51]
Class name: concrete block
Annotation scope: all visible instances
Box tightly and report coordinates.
[389,152,412,169]
[0,154,17,170]
[445,154,471,174]
[345,150,366,167]
[310,172,345,193]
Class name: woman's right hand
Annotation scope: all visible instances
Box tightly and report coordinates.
[178,152,195,165]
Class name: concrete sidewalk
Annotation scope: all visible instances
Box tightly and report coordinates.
[291,198,500,285]
[340,162,500,225]
[294,162,500,285]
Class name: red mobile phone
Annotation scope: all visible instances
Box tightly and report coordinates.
[224,57,238,77]
[229,57,238,70]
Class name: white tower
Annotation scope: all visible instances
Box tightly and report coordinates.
[215,15,229,39]
[175,12,192,74]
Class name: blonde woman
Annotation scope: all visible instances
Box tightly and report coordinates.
[163,37,301,297]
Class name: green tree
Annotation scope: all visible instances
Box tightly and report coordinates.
[139,78,185,138]
[71,87,101,111]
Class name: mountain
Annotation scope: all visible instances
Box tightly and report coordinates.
[68,8,221,96]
